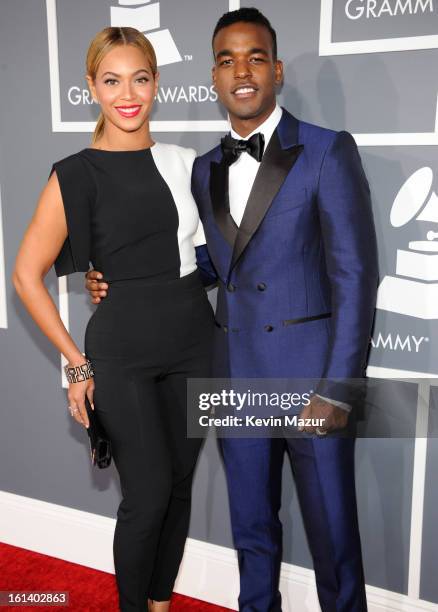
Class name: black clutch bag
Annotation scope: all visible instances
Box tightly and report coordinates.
[84,396,112,469]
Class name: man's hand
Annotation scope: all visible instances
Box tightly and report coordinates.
[298,395,348,435]
[85,270,108,304]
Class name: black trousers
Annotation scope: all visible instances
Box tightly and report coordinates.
[85,270,214,611]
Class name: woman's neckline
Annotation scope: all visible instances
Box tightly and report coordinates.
[84,142,157,153]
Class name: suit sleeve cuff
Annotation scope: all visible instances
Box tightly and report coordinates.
[315,394,352,413]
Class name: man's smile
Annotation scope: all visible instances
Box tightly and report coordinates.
[232,84,259,98]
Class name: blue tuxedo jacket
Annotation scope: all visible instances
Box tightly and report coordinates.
[192,109,378,400]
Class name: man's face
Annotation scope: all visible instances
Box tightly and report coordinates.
[212,22,283,124]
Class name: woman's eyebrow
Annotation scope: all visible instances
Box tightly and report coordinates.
[101,68,151,77]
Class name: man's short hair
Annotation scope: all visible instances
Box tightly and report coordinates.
[212,7,278,61]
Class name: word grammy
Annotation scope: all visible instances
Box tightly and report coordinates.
[68,87,95,106]
[67,85,218,107]
[371,333,428,352]
[345,0,434,19]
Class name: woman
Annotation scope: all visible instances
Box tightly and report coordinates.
[13,27,214,612]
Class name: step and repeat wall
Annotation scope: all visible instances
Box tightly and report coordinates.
[1,0,437,609]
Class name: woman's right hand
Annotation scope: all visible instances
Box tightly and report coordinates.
[68,377,95,428]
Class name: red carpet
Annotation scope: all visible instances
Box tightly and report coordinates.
[0,543,233,611]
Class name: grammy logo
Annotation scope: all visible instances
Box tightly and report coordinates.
[377,167,438,319]
[110,0,182,67]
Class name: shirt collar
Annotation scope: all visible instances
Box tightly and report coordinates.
[229,104,283,149]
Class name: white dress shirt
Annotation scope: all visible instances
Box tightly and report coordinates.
[228,104,283,226]
[227,104,351,415]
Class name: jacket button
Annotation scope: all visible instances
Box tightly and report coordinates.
[264,325,274,332]
[227,282,236,292]
[257,282,267,291]
[223,326,228,333]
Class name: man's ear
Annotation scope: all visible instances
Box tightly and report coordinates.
[211,64,217,88]
[274,60,284,87]
[86,75,98,103]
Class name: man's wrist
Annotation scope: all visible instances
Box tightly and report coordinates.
[315,393,352,413]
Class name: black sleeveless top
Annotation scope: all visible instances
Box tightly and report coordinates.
[51,143,201,281]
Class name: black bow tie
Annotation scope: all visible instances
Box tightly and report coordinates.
[220,132,265,164]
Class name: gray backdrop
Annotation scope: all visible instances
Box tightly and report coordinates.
[1,0,437,607]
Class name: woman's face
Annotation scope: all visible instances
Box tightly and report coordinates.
[87,44,158,134]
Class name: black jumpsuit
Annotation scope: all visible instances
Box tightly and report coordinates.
[51,143,214,611]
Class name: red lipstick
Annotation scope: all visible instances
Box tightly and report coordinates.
[115,105,141,119]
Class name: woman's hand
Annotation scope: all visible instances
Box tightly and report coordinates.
[68,377,95,428]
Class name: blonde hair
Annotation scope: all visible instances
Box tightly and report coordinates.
[86,27,158,144]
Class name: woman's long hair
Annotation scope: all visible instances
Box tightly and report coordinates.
[86,27,157,144]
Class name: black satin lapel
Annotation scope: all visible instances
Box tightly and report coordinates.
[231,131,304,270]
[209,160,238,247]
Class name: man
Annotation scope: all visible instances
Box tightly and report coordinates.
[87,8,378,611]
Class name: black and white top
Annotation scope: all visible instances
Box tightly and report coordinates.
[51,142,205,281]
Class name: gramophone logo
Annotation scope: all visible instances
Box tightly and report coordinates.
[46,0,232,130]
[110,0,182,66]
[377,167,438,319]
